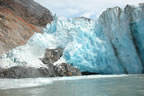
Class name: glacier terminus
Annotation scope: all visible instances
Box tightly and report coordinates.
[0,4,144,74]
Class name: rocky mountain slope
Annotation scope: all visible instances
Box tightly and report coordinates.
[0,0,53,54]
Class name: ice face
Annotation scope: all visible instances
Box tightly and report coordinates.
[43,5,144,74]
[130,18,144,65]
[44,9,144,74]
[97,7,144,74]
[45,17,123,74]
[0,4,144,74]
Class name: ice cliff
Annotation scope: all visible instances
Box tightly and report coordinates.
[1,4,144,74]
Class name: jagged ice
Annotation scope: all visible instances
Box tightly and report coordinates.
[0,4,144,74]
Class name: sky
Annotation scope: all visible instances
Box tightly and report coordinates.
[35,0,144,18]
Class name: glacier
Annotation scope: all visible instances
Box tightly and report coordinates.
[0,4,144,74]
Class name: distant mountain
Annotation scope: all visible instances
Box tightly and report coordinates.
[0,0,53,54]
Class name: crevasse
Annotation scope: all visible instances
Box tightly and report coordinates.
[1,4,144,74]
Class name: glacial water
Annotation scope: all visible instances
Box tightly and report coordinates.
[0,75,144,96]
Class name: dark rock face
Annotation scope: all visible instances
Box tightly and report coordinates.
[0,0,53,26]
[42,48,63,64]
[0,66,51,78]
[54,63,81,76]
[15,0,53,26]
[42,48,82,77]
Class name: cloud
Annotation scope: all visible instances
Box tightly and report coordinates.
[81,12,95,18]
[35,0,144,18]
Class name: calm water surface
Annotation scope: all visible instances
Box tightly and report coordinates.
[0,75,143,96]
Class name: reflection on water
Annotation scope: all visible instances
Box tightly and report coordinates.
[0,75,144,96]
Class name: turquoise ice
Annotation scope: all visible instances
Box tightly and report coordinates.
[1,5,144,74]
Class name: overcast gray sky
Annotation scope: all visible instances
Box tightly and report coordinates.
[35,0,144,18]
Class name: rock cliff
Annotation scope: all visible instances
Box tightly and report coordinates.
[0,0,53,54]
